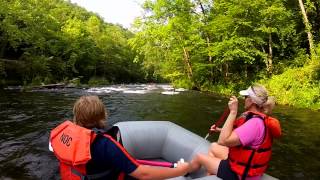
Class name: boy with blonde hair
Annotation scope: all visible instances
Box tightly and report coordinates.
[50,95,189,180]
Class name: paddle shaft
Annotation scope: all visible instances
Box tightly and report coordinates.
[137,159,174,168]
[205,107,230,140]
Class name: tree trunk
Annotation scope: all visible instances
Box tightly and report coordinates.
[225,63,229,80]
[267,33,273,76]
[197,0,213,81]
[244,64,248,79]
[183,47,193,79]
[298,0,316,58]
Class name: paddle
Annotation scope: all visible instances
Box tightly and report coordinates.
[137,159,185,168]
[137,160,174,168]
[204,107,230,140]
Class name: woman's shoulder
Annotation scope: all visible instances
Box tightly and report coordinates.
[247,117,265,127]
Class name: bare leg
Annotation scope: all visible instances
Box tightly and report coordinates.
[189,153,221,175]
[208,142,229,160]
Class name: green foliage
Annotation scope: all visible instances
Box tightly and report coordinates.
[31,76,43,86]
[201,83,235,96]
[129,0,320,109]
[1,0,320,109]
[69,77,81,87]
[291,49,310,67]
[0,0,145,86]
[131,0,299,87]
[172,77,193,89]
[88,77,110,86]
[0,61,5,78]
[261,64,320,109]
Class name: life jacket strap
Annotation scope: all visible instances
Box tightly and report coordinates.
[229,158,268,169]
[92,128,106,135]
[92,127,120,142]
[243,146,271,152]
[242,149,255,180]
[257,147,271,152]
[71,167,113,180]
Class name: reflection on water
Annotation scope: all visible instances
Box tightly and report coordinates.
[0,84,319,179]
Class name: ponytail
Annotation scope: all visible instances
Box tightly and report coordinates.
[262,96,276,115]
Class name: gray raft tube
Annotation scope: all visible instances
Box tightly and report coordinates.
[114,121,278,180]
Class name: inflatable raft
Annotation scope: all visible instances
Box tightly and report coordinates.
[114,121,278,180]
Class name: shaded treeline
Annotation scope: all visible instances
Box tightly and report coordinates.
[0,0,150,86]
[129,0,320,109]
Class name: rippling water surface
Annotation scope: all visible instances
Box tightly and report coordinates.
[0,84,319,179]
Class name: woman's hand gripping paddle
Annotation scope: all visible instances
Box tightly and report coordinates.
[204,107,230,140]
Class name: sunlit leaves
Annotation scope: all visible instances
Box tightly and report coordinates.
[130,0,311,90]
[0,0,143,85]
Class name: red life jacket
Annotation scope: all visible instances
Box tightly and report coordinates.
[228,111,281,178]
[50,121,124,180]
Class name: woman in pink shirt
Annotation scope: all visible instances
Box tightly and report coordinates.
[189,84,280,180]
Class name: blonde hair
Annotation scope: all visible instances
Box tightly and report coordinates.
[251,84,275,115]
[73,95,107,129]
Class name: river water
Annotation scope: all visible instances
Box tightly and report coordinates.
[0,84,319,179]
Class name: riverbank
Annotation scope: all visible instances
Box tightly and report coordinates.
[3,75,319,110]
[2,61,320,110]
[197,63,320,110]
[262,64,320,110]
[1,77,111,91]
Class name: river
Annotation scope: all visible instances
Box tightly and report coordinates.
[0,84,319,179]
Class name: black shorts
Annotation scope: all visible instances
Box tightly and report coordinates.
[217,160,239,180]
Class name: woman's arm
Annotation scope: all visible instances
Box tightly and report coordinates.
[217,96,241,147]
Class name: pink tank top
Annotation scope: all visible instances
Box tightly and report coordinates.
[234,117,266,180]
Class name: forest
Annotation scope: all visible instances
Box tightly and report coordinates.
[0,0,319,109]
[0,0,146,86]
